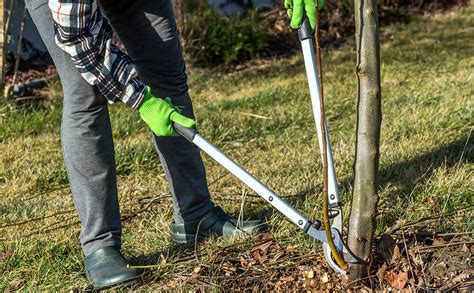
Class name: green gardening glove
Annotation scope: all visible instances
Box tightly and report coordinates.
[284,0,324,31]
[138,87,196,137]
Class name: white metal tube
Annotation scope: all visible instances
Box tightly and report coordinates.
[192,134,310,229]
[300,38,340,206]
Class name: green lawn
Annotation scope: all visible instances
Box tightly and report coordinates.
[0,5,472,290]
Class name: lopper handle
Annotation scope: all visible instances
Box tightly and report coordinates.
[173,122,198,142]
[297,18,313,41]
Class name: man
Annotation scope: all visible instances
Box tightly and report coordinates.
[25,0,319,289]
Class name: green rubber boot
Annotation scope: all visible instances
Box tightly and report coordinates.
[171,206,268,246]
[84,246,140,290]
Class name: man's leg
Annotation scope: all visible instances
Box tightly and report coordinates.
[25,0,121,256]
[100,0,214,224]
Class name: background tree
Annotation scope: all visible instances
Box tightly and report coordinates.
[347,0,382,283]
[1,0,5,91]
[172,0,187,48]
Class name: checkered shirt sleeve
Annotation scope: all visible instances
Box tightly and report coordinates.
[48,0,146,109]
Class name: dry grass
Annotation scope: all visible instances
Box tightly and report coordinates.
[0,5,473,291]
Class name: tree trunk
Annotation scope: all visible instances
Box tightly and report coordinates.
[172,0,187,48]
[0,0,5,93]
[347,0,382,283]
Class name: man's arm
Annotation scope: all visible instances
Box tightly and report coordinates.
[48,0,146,109]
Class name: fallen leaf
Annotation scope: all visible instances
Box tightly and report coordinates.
[272,242,281,250]
[253,240,272,254]
[0,249,13,260]
[391,245,401,262]
[257,254,268,264]
[240,256,249,267]
[321,272,329,283]
[302,270,314,279]
[280,275,294,283]
[285,244,299,254]
[251,249,261,260]
[385,271,408,289]
[433,236,446,245]
[408,249,423,266]
[377,262,388,284]
[9,279,25,290]
[252,232,273,245]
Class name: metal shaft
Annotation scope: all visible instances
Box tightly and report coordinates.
[191,133,311,230]
[300,38,340,207]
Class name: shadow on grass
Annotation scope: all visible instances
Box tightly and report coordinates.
[129,244,192,267]
[250,135,473,230]
[378,135,472,196]
[226,187,320,226]
[334,134,472,231]
[127,244,199,287]
[244,135,472,216]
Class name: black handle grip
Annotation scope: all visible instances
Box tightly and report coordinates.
[298,18,313,41]
[173,123,198,142]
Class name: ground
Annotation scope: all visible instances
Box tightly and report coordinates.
[0,4,473,291]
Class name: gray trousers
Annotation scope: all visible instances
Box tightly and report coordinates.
[25,0,214,256]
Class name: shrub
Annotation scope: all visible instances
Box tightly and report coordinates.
[177,3,268,66]
[173,0,467,66]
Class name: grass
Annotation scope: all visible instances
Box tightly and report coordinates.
[1,5,473,290]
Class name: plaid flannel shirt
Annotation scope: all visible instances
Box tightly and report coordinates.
[48,0,146,109]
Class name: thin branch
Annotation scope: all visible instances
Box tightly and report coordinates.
[416,240,473,251]
[401,229,415,281]
[385,203,474,234]
[0,208,75,228]
[238,112,272,120]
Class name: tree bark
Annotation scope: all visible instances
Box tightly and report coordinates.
[347,0,382,283]
[172,0,187,48]
[0,0,5,93]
